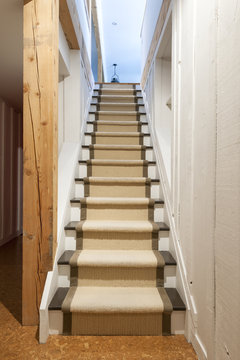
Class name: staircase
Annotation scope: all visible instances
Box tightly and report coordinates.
[48,83,185,336]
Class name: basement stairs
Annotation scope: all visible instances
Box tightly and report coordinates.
[48,83,185,336]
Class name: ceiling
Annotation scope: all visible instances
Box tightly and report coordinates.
[98,0,146,83]
[0,0,23,112]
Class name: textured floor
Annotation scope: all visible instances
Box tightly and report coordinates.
[0,236,197,360]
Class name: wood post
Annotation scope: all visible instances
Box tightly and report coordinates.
[22,0,59,325]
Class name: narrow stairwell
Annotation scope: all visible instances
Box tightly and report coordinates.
[48,83,185,336]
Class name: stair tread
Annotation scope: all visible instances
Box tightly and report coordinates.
[85,131,150,136]
[64,287,166,313]
[58,250,75,265]
[89,110,146,115]
[87,120,148,125]
[70,197,164,204]
[92,95,143,99]
[49,287,184,312]
[91,102,144,106]
[165,288,186,311]
[76,176,154,182]
[160,251,177,265]
[75,177,160,182]
[58,250,175,266]
[70,250,165,268]
[82,144,153,149]
[79,159,156,165]
[49,287,69,310]
[71,197,155,205]
[65,220,169,232]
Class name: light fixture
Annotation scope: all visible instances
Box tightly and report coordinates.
[111,64,120,83]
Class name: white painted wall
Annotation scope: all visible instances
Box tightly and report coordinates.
[154,58,172,185]
[142,0,240,359]
[215,1,240,359]
[76,0,91,59]
[141,0,163,71]
[0,98,22,246]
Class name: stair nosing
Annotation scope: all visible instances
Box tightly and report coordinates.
[75,177,160,183]
[78,159,156,164]
[64,221,169,232]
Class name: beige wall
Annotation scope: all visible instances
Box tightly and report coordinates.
[0,98,22,246]
[142,0,240,358]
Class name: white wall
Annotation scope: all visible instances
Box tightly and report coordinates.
[76,0,91,60]
[154,58,172,184]
[142,0,240,359]
[0,98,22,246]
[141,0,163,70]
[215,1,240,359]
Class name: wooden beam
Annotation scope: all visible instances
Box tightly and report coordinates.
[59,0,79,49]
[60,0,92,84]
[141,0,171,89]
[23,0,59,325]
[92,0,103,82]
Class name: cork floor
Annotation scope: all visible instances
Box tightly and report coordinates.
[0,236,197,360]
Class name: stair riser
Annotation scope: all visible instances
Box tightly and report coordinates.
[75,182,160,199]
[84,134,151,146]
[87,123,149,133]
[64,231,170,251]
[71,204,163,222]
[79,163,157,178]
[73,204,156,221]
[49,310,185,336]
[90,104,145,112]
[81,148,154,161]
[93,89,139,96]
[75,267,163,287]
[80,183,153,198]
[92,97,143,104]
[97,84,139,89]
[58,264,176,288]
[89,113,147,122]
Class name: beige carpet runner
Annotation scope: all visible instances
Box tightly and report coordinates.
[62,84,173,335]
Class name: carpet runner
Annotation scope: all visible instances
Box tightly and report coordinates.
[62,84,173,335]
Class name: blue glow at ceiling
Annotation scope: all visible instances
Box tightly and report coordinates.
[99,0,146,83]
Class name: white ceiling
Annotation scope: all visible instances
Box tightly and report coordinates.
[0,0,23,112]
[98,0,146,83]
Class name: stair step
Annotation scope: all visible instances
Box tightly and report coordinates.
[160,251,177,265]
[81,144,153,161]
[70,197,164,205]
[49,286,184,312]
[90,103,145,112]
[165,288,186,311]
[49,287,69,310]
[75,177,159,183]
[84,131,150,136]
[78,159,156,164]
[87,120,148,133]
[82,145,153,149]
[58,250,75,265]
[58,250,175,266]
[64,220,170,232]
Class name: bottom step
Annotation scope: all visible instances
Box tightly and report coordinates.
[49,287,185,336]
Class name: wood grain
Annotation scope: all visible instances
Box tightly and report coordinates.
[141,0,171,89]
[92,0,103,82]
[60,0,92,84]
[22,0,59,325]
